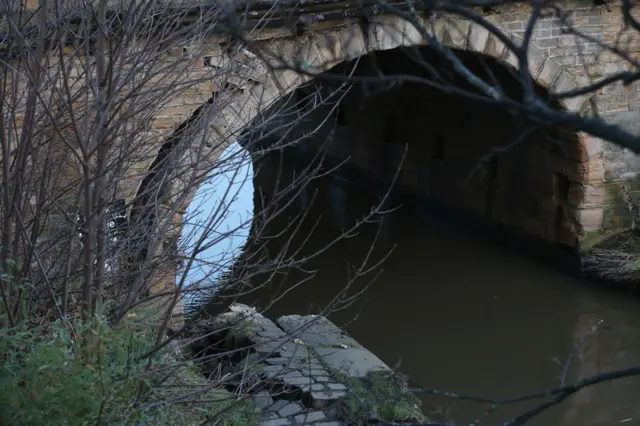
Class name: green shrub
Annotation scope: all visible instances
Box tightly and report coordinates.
[0,318,259,426]
[336,370,426,424]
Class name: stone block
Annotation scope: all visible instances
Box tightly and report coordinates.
[267,399,290,413]
[293,411,327,423]
[300,368,329,377]
[259,418,292,426]
[308,32,345,71]
[550,69,576,96]
[265,357,290,365]
[445,19,470,49]
[276,315,362,349]
[562,93,586,113]
[300,383,326,393]
[584,135,604,160]
[468,22,490,53]
[277,402,305,417]
[502,34,521,68]
[327,383,347,391]
[309,390,349,410]
[339,25,368,61]
[427,17,448,43]
[578,207,604,232]
[253,391,275,411]
[279,345,312,361]
[312,346,389,378]
[369,15,410,51]
[537,56,562,88]
[259,364,289,379]
[261,412,280,421]
[483,32,507,59]
[566,182,586,207]
[527,44,546,79]
[282,375,314,387]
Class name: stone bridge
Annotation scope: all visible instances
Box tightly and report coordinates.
[9,0,640,318]
[138,1,638,246]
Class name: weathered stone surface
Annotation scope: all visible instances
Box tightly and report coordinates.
[300,368,329,377]
[277,402,305,417]
[293,410,328,423]
[253,391,275,411]
[537,55,562,87]
[327,383,347,391]
[282,375,314,387]
[267,399,290,413]
[188,303,428,423]
[309,390,349,410]
[300,383,326,392]
[259,418,292,426]
[313,346,390,378]
[579,207,605,232]
[276,315,362,349]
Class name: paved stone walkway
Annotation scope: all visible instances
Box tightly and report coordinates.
[185,304,404,425]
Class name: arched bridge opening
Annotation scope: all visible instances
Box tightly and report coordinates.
[251,45,586,251]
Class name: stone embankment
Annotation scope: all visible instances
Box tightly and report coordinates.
[184,304,426,425]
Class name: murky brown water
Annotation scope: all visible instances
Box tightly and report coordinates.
[223,149,640,425]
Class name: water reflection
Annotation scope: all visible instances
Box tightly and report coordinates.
[180,142,254,306]
[329,174,348,231]
[231,150,640,426]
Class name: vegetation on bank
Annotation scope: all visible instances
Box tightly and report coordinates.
[581,229,640,286]
[580,174,640,287]
[337,370,426,424]
[0,309,259,426]
[308,343,426,424]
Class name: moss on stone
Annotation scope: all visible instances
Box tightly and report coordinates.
[601,173,640,231]
[603,182,632,230]
[580,229,628,254]
[337,371,426,424]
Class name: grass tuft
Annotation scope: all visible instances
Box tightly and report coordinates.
[0,314,259,426]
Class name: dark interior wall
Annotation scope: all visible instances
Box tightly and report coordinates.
[261,46,585,249]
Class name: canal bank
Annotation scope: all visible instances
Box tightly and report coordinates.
[185,303,427,425]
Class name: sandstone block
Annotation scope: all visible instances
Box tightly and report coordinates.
[293,411,327,423]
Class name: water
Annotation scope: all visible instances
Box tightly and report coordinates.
[212,149,640,426]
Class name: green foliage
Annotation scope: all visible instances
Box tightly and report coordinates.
[337,371,426,424]
[603,173,640,231]
[580,229,628,254]
[603,182,633,230]
[1,320,144,425]
[0,318,259,426]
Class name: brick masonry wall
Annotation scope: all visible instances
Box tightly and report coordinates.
[490,2,640,182]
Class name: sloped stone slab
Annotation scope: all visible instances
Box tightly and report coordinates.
[309,389,349,410]
[312,346,390,378]
[276,315,363,349]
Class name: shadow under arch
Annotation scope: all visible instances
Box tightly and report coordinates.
[196,43,591,320]
[245,44,586,253]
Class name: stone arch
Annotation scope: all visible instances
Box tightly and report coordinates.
[156,15,598,229]
[141,15,603,322]
[255,44,591,248]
